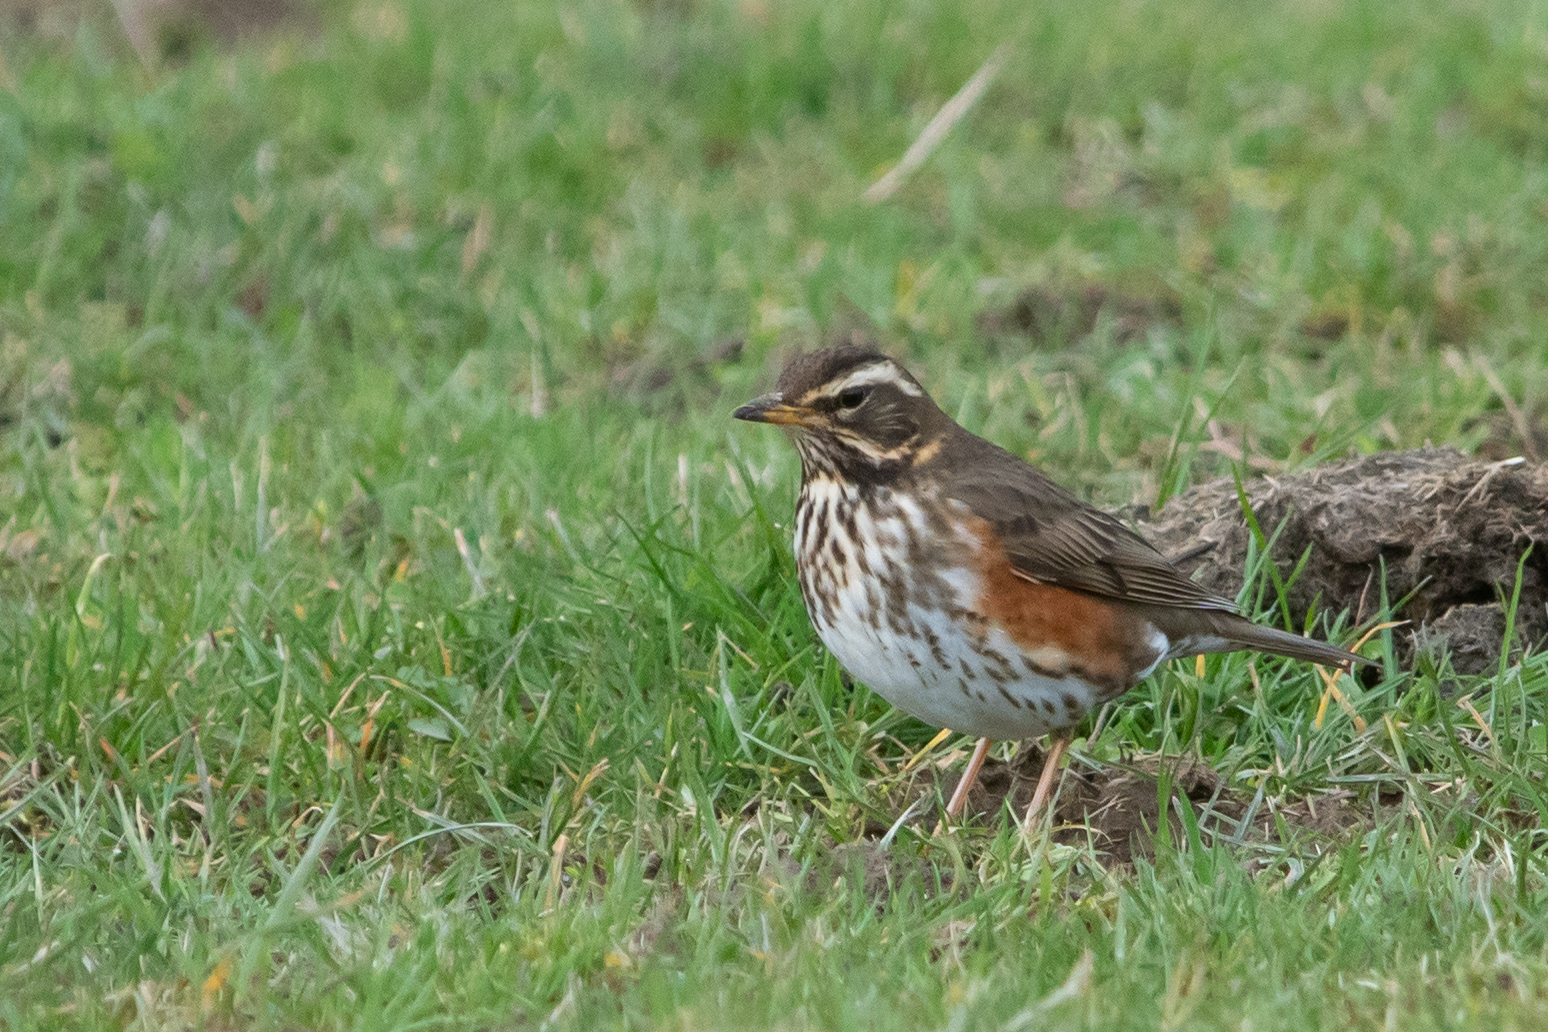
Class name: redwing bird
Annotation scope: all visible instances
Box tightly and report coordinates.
[735,346,1370,827]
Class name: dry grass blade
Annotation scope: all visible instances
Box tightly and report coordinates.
[1313,666,1366,733]
[7,1,1548,1026]
[901,726,955,773]
[863,43,1011,203]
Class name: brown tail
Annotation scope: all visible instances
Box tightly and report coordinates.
[1157,610,1375,669]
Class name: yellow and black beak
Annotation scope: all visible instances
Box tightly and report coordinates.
[733,393,811,426]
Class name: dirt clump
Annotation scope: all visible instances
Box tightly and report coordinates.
[939,748,1368,864]
[1410,603,1516,676]
[1135,447,1548,669]
[940,747,1218,864]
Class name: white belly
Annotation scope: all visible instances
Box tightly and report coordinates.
[794,479,1101,740]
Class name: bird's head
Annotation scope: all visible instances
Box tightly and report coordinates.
[733,346,949,478]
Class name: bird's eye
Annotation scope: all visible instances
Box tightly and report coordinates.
[837,387,867,410]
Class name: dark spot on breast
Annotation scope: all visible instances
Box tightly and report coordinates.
[982,650,1016,683]
[996,685,1023,709]
[838,502,859,540]
[958,678,972,697]
[829,543,853,590]
[809,506,829,555]
[828,536,847,566]
[1024,655,1066,680]
[853,542,873,578]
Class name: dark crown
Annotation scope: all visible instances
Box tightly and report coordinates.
[774,346,892,400]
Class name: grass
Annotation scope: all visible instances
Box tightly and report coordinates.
[1,0,1547,1027]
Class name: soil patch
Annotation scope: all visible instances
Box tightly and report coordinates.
[5,0,315,55]
[937,747,1368,865]
[1135,448,1548,671]
[977,281,1182,347]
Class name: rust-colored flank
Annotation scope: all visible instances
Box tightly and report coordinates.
[969,519,1155,694]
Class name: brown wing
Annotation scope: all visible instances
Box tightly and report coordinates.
[943,440,1239,613]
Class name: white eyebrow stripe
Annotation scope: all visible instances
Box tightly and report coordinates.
[826,362,923,397]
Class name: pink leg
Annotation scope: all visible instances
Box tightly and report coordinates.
[1021,736,1071,832]
[944,737,993,819]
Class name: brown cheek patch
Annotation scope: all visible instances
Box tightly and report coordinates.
[968,519,1156,692]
